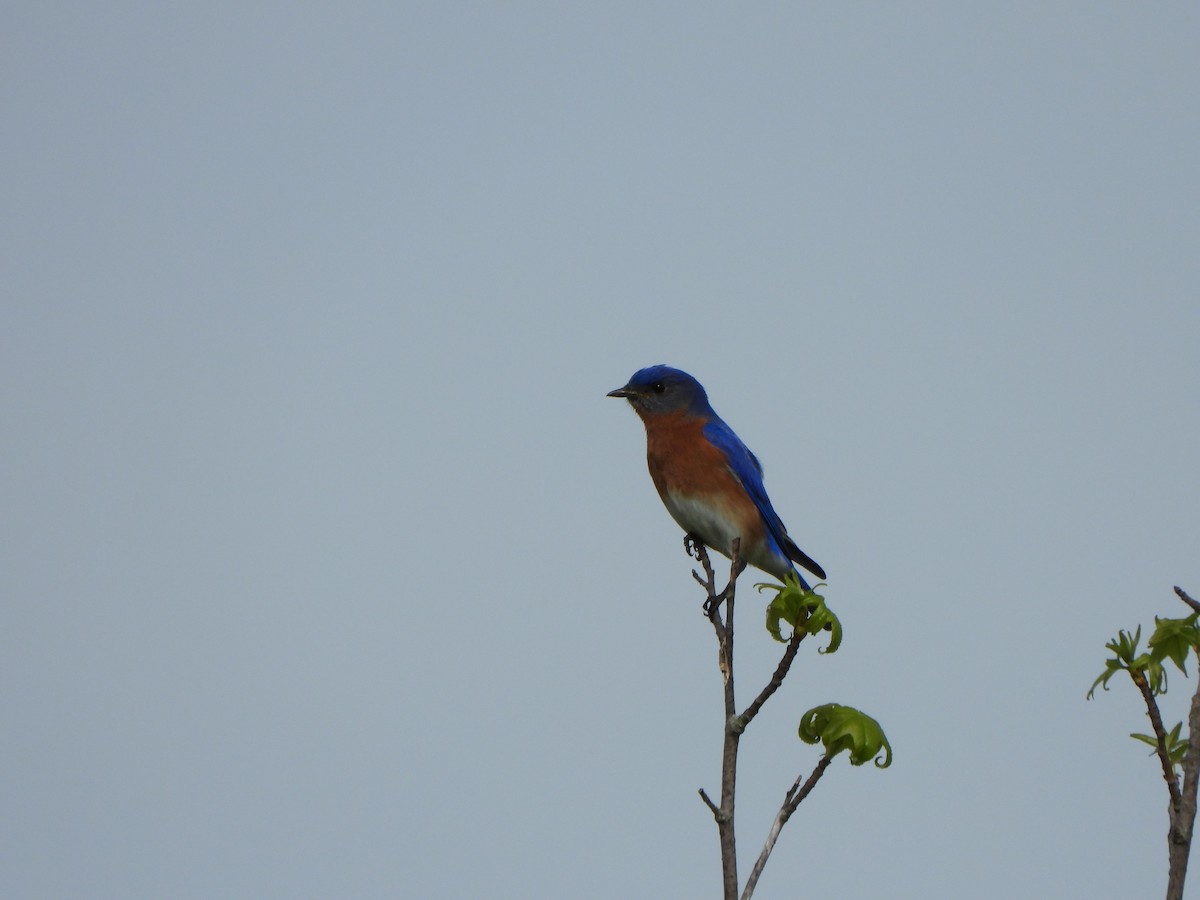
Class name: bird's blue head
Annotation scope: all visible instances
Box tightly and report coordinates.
[607,365,712,417]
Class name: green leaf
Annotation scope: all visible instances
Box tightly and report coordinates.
[1089,627,1171,699]
[1088,658,1126,700]
[1129,722,1189,774]
[1166,722,1189,767]
[1130,732,1160,749]
[1151,663,1170,695]
[761,577,807,643]
[1148,614,1200,675]
[1138,655,1170,696]
[757,575,841,652]
[1111,627,1143,665]
[798,703,892,768]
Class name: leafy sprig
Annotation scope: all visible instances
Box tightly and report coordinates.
[757,574,841,652]
[798,703,892,768]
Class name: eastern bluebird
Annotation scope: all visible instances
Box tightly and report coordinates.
[608,365,825,588]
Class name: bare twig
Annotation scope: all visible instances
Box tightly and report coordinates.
[741,754,834,899]
[1167,587,1200,900]
[717,541,742,900]
[691,540,826,899]
[1175,586,1200,617]
[1167,675,1200,899]
[739,626,806,729]
[1132,670,1184,811]
[693,540,745,900]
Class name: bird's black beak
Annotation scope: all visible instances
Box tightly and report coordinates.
[607,385,636,399]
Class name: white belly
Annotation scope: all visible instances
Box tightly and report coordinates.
[662,492,787,579]
[664,493,743,554]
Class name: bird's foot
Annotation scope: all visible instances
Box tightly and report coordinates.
[702,594,725,618]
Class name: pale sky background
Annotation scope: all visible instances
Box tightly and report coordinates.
[3,4,1198,898]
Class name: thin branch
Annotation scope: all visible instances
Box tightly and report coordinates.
[741,754,834,899]
[690,539,814,899]
[1167,586,1200,900]
[717,542,743,900]
[1175,586,1200,617]
[1132,670,1184,811]
[698,787,721,818]
[1168,673,1200,899]
[691,540,745,900]
[739,627,806,728]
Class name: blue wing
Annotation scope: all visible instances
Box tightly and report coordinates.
[703,417,826,581]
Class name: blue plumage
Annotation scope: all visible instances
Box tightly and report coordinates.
[609,366,825,586]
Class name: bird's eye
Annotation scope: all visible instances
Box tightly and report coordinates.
[651,382,666,394]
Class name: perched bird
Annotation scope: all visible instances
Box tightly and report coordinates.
[608,365,825,587]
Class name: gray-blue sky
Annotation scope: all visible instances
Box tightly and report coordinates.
[3,4,1198,897]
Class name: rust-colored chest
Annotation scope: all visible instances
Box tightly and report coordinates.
[642,411,739,500]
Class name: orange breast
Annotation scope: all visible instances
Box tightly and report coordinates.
[642,412,747,510]
[640,410,767,560]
